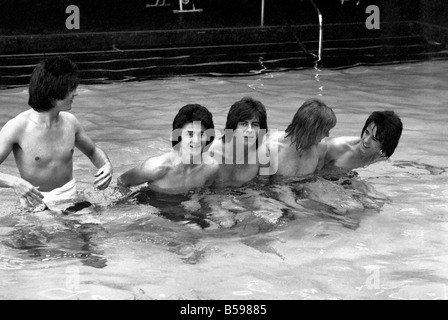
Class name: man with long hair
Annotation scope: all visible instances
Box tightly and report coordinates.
[268,98,337,177]
[208,97,270,187]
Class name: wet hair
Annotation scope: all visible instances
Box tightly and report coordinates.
[172,104,215,148]
[285,98,337,150]
[223,97,268,148]
[361,110,403,158]
[28,56,80,112]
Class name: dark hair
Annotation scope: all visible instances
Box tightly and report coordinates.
[172,104,215,148]
[28,56,79,112]
[223,97,268,148]
[361,110,403,158]
[285,98,337,150]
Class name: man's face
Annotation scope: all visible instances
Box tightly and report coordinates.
[54,89,77,111]
[361,122,382,155]
[314,128,331,146]
[180,122,207,156]
[234,116,260,148]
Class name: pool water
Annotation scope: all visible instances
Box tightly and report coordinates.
[0,60,447,300]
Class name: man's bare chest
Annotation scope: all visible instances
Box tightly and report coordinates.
[17,129,76,164]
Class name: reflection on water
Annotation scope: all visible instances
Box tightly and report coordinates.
[1,173,384,269]
[0,208,108,269]
[1,61,448,299]
[393,160,448,176]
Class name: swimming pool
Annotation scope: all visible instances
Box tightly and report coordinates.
[0,60,447,300]
[2,21,448,89]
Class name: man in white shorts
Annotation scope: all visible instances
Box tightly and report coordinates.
[0,56,113,211]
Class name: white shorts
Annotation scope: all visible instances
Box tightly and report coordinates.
[41,179,77,210]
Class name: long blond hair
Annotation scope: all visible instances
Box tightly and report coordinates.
[285,99,336,150]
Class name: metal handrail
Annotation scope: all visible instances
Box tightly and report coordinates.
[261,0,265,27]
[308,0,323,63]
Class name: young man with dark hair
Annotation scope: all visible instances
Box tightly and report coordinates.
[0,56,113,210]
[318,110,403,174]
[117,104,218,194]
[208,97,270,187]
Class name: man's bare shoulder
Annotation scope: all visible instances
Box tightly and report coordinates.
[207,139,228,164]
[257,135,269,155]
[6,110,32,124]
[125,152,170,183]
[268,130,285,141]
[208,139,223,153]
[60,111,81,127]
[143,152,172,170]
[322,137,361,169]
[60,111,77,119]
[1,110,33,138]
[268,131,287,151]
[327,136,360,153]
[202,152,219,165]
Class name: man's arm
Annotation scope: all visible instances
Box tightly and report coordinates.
[0,119,44,205]
[316,136,359,173]
[323,137,345,164]
[73,116,113,190]
[117,156,168,188]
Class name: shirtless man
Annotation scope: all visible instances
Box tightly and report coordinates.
[318,110,403,174]
[117,104,218,194]
[0,56,113,210]
[208,97,270,187]
[268,98,337,177]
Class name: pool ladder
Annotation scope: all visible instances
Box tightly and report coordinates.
[146,0,203,13]
[146,0,170,8]
[308,0,323,63]
[261,0,322,63]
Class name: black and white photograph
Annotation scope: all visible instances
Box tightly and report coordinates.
[0,0,447,303]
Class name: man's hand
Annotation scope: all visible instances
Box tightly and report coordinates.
[94,163,113,190]
[11,177,45,208]
[113,176,131,196]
